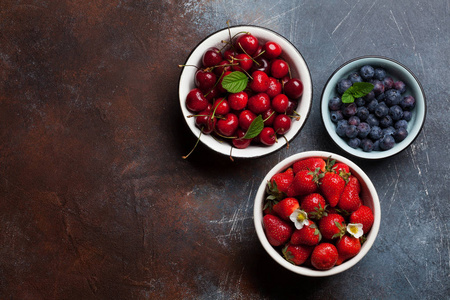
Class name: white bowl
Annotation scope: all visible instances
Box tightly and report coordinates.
[253,151,381,277]
[321,56,426,159]
[178,25,312,158]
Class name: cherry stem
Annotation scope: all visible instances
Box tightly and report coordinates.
[229,146,234,162]
[263,111,275,123]
[178,64,200,69]
[281,135,289,149]
[182,130,203,159]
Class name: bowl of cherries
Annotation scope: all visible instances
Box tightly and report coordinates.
[179,25,312,159]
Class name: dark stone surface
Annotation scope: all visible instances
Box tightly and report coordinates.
[0,0,448,299]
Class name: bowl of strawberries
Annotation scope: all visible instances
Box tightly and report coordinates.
[253,151,380,276]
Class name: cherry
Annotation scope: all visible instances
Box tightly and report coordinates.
[195,69,217,92]
[202,47,222,67]
[195,109,216,134]
[204,86,221,102]
[229,91,248,111]
[271,94,289,113]
[286,99,298,115]
[186,88,209,112]
[270,59,289,78]
[249,70,269,93]
[238,110,256,131]
[232,129,251,149]
[212,98,230,115]
[248,93,270,114]
[223,48,237,61]
[273,114,291,134]
[232,53,253,72]
[262,108,277,126]
[216,113,238,137]
[263,41,282,59]
[284,78,304,99]
[213,60,232,77]
[250,56,270,74]
[235,33,259,55]
[259,127,277,146]
[266,77,282,98]
[253,44,264,57]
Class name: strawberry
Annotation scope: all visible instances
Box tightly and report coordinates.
[335,235,361,265]
[265,168,294,214]
[319,172,345,207]
[291,220,321,246]
[350,205,374,234]
[338,176,362,212]
[282,243,314,265]
[300,193,327,220]
[273,197,299,221]
[293,157,326,174]
[263,214,294,246]
[286,169,319,197]
[310,243,338,270]
[332,162,351,182]
[269,168,294,194]
[318,213,345,240]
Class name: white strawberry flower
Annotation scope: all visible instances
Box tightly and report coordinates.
[289,209,308,230]
[347,223,364,238]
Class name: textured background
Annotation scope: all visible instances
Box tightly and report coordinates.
[0,0,449,299]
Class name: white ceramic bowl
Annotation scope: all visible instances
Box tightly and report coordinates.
[321,56,426,159]
[253,151,381,277]
[179,25,312,158]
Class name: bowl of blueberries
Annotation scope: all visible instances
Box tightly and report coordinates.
[320,56,426,159]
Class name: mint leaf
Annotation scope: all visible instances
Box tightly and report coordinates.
[221,71,248,93]
[242,115,263,139]
[341,92,354,104]
[341,82,374,103]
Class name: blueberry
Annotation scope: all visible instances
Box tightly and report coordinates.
[376,92,386,102]
[366,114,380,127]
[360,138,374,152]
[374,102,389,118]
[367,99,379,112]
[371,79,385,95]
[348,72,363,84]
[355,97,366,107]
[357,122,371,138]
[360,65,375,81]
[382,126,395,137]
[380,135,395,150]
[356,106,369,121]
[342,103,357,117]
[369,126,383,140]
[348,116,361,126]
[379,115,393,128]
[394,119,408,129]
[383,77,394,90]
[336,120,348,137]
[363,91,375,102]
[402,110,412,121]
[400,95,415,110]
[329,96,342,111]
[337,78,353,94]
[394,81,406,93]
[348,138,361,149]
[345,124,359,138]
[330,110,344,122]
[389,105,404,121]
[393,127,408,142]
[373,139,381,151]
[373,68,386,81]
[385,89,402,106]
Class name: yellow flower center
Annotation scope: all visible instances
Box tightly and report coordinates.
[349,225,359,234]
[297,213,306,222]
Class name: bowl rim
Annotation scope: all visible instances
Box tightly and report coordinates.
[253,151,381,277]
[178,25,313,159]
[320,55,427,160]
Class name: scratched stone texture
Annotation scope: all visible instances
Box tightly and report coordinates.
[0,0,449,299]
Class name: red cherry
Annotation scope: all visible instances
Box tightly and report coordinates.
[213,60,232,77]
[195,109,216,134]
[262,108,277,126]
[284,78,304,99]
[235,33,259,55]
[202,47,222,67]
[249,70,270,93]
[229,91,248,111]
[223,48,237,61]
[232,129,252,149]
[238,110,256,131]
[286,100,298,115]
[216,113,238,137]
[186,88,209,112]
[232,53,253,72]
[270,59,289,78]
[195,69,217,92]
[259,127,277,145]
[273,114,291,134]
[263,41,282,59]
[212,98,230,115]
[271,94,289,113]
[204,86,221,102]
[266,77,282,98]
[248,93,270,114]
[250,56,270,74]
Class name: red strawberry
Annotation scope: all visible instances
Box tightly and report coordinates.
[300,193,327,220]
[291,220,321,246]
[332,162,351,181]
[335,235,361,265]
[319,213,345,240]
[265,168,295,214]
[273,197,299,220]
[350,205,374,234]
[263,214,294,246]
[270,168,294,194]
[338,176,362,212]
[287,169,318,197]
[319,172,345,207]
[310,243,338,270]
[293,157,326,174]
[282,243,314,265]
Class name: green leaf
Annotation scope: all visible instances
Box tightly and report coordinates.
[341,82,374,103]
[242,115,264,139]
[341,91,355,104]
[221,71,248,93]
